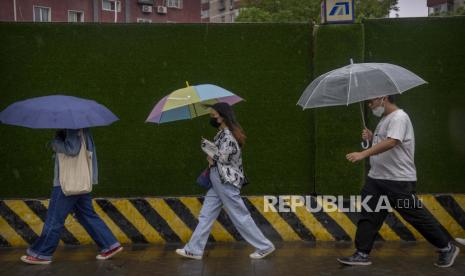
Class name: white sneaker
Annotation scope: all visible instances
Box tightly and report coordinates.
[175,249,202,260]
[249,246,275,259]
[456,238,465,246]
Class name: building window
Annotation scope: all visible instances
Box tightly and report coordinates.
[166,0,183,9]
[201,10,209,18]
[102,0,121,12]
[68,11,84,22]
[33,6,51,22]
[137,18,152,23]
[219,0,225,11]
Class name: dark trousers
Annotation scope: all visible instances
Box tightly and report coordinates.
[355,177,450,254]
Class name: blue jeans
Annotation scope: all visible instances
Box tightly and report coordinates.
[27,187,120,260]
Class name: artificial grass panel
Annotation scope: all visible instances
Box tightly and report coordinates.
[364,17,465,193]
[0,23,314,198]
[312,24,366,196]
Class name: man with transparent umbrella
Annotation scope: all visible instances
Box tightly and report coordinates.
[338,95,459,267]
[297,61,460,267]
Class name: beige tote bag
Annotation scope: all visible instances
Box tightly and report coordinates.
[58,130,93,196]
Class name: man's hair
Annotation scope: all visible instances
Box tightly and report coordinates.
[386,95,396,103]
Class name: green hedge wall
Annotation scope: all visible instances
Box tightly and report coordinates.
[1,17,465,198]
[0,23,314,198]
[364,17,465,193]
[312,24,366,196]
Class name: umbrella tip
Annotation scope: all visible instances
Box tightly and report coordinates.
[185,81,190,87]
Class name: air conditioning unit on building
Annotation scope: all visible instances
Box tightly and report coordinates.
[142,5,153,13]
[157,6,167,14]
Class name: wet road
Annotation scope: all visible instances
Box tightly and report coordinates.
[1,242,464,276]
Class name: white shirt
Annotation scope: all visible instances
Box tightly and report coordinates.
[368,109,417,181]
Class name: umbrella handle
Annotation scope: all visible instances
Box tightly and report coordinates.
[361,140,370,149]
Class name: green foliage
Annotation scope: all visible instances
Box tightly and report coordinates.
[236,0,398,23]
[237,0,322,23]
[0,23,314,198]
[355,0,398,20]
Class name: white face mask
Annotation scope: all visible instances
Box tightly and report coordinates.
[371,99,385,117]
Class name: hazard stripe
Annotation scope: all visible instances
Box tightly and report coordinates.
[0,201,37,244]
[277,210,316,241]
[384,213,416,241]
[112,199,165,243]
[23,200,80,245]
[164,198,215,242]
[145,198,193,243]
[95,199,148,243]
[419,196,459,238]
[248,197,301,241]
[293,204,335,241]
[243,198,283,241]
[130,199,181,242]
[4,201,44,237]
[92,200,132,244]
[0,233,11,247]
[305,197,351,241]
[315,197,355,241]
[0,194,464,247]
[435,195,465,230]
[0,216,25,246]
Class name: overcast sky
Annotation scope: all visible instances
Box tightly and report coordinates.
[389,0,429,18]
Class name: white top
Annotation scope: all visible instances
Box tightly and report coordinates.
[368,109,417,181]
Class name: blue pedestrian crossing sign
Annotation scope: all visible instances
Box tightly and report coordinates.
[321,0,355,24]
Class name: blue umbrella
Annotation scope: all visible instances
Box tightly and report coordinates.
[0,95,118,129]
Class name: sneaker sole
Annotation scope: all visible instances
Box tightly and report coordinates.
[20,256,51,265]
[175,249,202,260]
[337,258,372,266]
[96,246,123,260]
[250,247,275,259]
[456,238,465,246]
[434,246,460,268]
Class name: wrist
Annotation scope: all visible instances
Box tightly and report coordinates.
[361,150,370,159]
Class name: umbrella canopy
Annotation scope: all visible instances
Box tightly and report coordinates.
[297,62,427,109]
[0,95,119,129]
[146,84,243,124]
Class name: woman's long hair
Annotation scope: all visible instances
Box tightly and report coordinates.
[207,102,246,147]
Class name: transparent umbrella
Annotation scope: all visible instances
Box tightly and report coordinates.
[297,59,427,148]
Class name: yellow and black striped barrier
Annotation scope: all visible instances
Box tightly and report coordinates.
[0,195,464,247]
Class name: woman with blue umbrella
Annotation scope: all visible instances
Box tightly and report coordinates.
[0,95,123,265]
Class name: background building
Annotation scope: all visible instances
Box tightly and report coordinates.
[427,0,465,15]
[0,0,201,23]
[201,0,240,23]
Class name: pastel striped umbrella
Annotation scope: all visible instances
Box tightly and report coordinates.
[146,83,244,124]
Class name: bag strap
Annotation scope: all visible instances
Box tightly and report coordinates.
[79,129,91,167]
